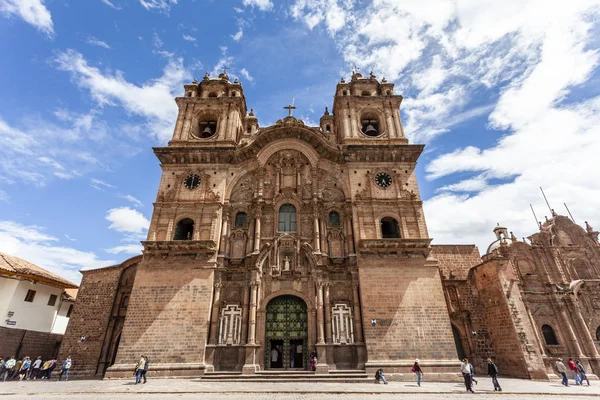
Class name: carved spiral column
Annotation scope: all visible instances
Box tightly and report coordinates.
[352,283,364,343]
[316,282,325,344]
[253,208,262,253]
[324,283,332,343]
[209,282,223,344]
[247,282,260,344]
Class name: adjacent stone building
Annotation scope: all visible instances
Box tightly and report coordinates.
[59,72,600,380]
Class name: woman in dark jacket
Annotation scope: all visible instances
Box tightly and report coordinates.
[487,358,502,391]
[141,357,149,384]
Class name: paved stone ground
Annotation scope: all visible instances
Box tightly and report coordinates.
[1,377,599,399]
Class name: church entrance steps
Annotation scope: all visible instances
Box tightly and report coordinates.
[199,369,370,382]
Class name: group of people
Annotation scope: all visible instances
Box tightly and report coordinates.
[134,356,150,384]
[0,356,72,382]
[375,358,502,392]
[555,358,591,387]
[460,358,502,393]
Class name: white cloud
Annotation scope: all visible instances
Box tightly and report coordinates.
[120,194,143,207]
[152,32,164,48]
[85,36,111,49]
[0,220,115,284]
[288,0,600,255]
[182,34,196,42]
[64,234,76,241]
[242,0,273,11]
[90,178,115,191]
[232,28,243,41]
[139,0,177,12]
[239,68,254,83]
[106,207,150,233]
[37,156,65,170]
[54,49,191,142]
[0,0,54,37]
[100,0,121,9]
[105,244,143,255]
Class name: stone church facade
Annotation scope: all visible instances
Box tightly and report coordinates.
[58,72,600,380]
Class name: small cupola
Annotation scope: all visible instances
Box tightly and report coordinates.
[320,107,334,135]
[244,108,258,135]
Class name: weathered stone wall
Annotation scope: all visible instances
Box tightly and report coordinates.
[107,256,214,377]
[0,327,62,360]
[432,245,481,280]
[57,266,121,377]
[358,257,459,377]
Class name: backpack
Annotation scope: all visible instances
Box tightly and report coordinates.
[411,365,416,373]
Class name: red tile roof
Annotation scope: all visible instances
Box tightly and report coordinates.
[0,252,78,289]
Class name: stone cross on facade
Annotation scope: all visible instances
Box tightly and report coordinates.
[283,102,296,117]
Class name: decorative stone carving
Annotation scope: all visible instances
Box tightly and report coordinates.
[332,303,354,344]
[218,304,242,345]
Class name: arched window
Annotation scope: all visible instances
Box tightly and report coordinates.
[542,324,559,345]
[198,121,217,138]
[361,112,381,136]
[174,218,194,240]
[596,326,600,341]
[208,92,218,98]
[235,212,248,228]
[278,204,297,232]
[361,90,371,96]
[329,211,341,227]
[381,217,400,238]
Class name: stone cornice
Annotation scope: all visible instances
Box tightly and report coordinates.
[142,240,217,255]
[357,238,432,257]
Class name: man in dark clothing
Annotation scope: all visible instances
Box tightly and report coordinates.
[487,358,502,391]
[141,357,149,384]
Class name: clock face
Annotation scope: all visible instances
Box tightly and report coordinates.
[375,172,392,188]
[184,173,201,190]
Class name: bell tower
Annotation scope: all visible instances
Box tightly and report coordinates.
[170,72,247,146]
[332,71,406,145]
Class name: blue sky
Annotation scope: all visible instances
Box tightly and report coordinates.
[1,0,600,284]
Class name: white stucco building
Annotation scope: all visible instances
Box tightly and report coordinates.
[0,252,78,334]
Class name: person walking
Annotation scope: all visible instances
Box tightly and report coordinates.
[11,358,22,380]
[30,357,42,379]
[309,351,317,371]
[576,360,590,386]
[57,357,72,381]
[140,356,149,384]
[412,359,423,387]
[487,358,502,391]
[568,358,581,385]
[2,357,15,382]
[555,358,569,386]
[134,356,146,384]
[460,358,474,393]
[19,357,31,380]
[46,359,57,380]
[375,368,388,384]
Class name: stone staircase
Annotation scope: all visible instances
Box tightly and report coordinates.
[199,369,371,383]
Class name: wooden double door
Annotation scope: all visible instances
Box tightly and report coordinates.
[264,295,308,370]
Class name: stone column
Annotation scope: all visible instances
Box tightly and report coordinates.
[219,211,229,254]
[316,282,325,344]
[572,301,600,358]
[181,104,194,140]
[320,218,328,254]
[173,103,187,140]
[247,282,259,344]
[253,209,262,253]
[313,212,321,253]
[209,282,223,344]
[352,283,363,343]
[241,284,250,344]
[324,284,332,343]
[558,302,585,357]
[345,216,355,256]
[275,167,281,194]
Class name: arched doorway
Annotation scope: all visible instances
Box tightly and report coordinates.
[452,324,466,361]
[265,295,308,370]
